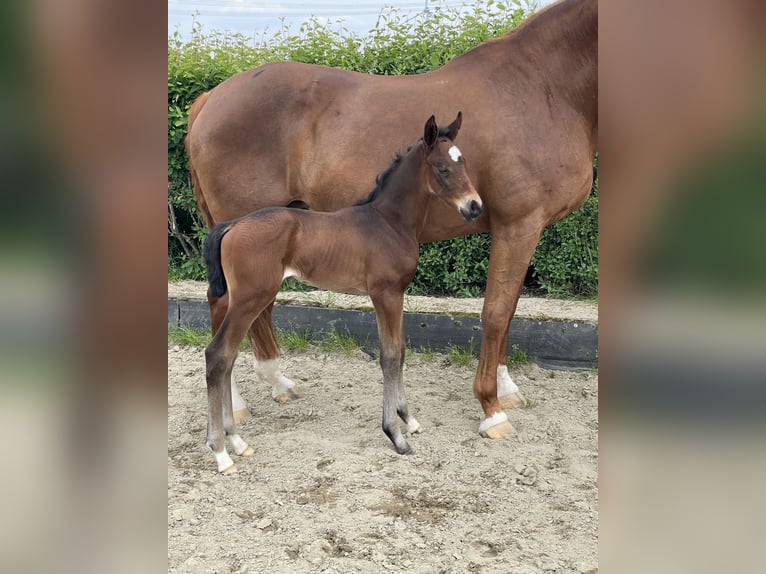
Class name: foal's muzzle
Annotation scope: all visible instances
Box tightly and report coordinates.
[459,199,483,222]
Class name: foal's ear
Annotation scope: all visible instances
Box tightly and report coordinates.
[424,115,438,148]
[444,111,462,141]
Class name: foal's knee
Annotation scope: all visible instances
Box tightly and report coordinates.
[379,348,400,374]
[205,345,232,382]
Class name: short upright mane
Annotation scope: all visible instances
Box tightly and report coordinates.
[354,146,410,206]
[354,131,459,207]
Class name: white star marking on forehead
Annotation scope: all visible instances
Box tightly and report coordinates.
[448,145,462,162]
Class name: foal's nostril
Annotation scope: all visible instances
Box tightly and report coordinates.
[469,200,482,218]
[460,199,483,221]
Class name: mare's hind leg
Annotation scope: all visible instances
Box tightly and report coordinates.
[248,301,302,403]
[371,290,413,454]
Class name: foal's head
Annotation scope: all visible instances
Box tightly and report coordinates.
[421,112,482,222]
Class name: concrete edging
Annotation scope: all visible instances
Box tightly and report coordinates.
[169,298,598,370]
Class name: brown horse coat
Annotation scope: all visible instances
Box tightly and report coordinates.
[186,0,597,435]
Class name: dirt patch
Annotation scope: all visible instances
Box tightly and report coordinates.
[168,345,598,573]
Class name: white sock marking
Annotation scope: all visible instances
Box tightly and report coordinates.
[448,145,462,162]
[213,449,235,473]
[254,359,297,397]
[231,380,247,412]
[406,417,421,434]
[497,365,519,397]
[478,411,508,433]
[229,434,250,456]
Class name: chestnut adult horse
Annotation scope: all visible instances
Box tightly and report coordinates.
[185,0,597,440]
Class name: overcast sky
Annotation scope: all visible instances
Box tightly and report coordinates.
[168,0,556,41]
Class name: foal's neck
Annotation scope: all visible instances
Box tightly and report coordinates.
[367,150,429,239]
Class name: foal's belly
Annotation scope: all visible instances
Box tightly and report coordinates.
[282,265,368,296]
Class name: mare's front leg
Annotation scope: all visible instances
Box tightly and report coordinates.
[371,289,414,454]
[475,223,541,438]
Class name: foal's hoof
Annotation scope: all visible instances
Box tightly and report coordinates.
[499,391,527,410]
[397,445,414,456]
[407,418,424,434]
[233,408,251,425]
[273,387,303,404]
[238,446,255,457]
[478,412,514,440]
[221,464,238,475]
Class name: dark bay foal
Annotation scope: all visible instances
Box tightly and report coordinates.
[202,113,482,473]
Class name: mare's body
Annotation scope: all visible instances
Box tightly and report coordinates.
[186,0,598,438]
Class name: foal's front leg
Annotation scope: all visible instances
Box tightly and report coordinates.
[371,290,414,454]
[395,335,422,435]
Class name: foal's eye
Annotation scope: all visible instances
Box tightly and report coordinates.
[438,168,450,177]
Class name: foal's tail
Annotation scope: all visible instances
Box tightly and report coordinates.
[203,222,232,298]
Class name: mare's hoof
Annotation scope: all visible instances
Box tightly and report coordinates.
[233,408,251,425]
[499,391,527,410]
[221,464,238,475]
[238,446,254,457]
[274,387,303,404]
[478,411,513,439]
[398,447,414,456]
[479,419,514,440]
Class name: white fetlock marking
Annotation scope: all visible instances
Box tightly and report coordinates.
[497,365,519,397]
[254,359,297,397]
[479,411,508,434]
[231,380,247,412]
[213,449,235,473]
[406,417,421,434]
[229,434,250,456]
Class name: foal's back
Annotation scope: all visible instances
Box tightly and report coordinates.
[222,204,418,298]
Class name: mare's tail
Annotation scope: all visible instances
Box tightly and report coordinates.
[203,223,232,298]
[185,91,216,228]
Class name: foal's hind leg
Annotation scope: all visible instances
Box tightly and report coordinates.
[248,302,302,403]
[205,300,270,474]
[208,290,251,424]
[205,317,245,474]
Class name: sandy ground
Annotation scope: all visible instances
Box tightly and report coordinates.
[168,343,598,573]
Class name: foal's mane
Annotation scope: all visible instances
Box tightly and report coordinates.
[354,127,453,207]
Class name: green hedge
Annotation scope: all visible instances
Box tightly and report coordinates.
[168,1,598,298]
